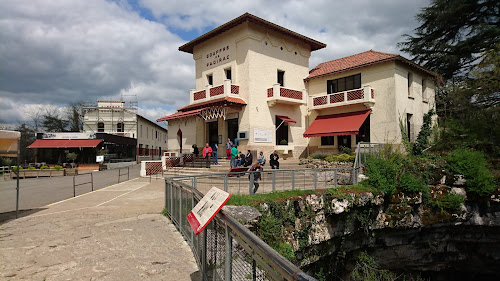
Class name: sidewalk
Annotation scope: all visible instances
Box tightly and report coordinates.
[0,177,200,280]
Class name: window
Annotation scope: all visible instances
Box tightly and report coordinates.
[327,74,361,94]
[139,144,143,155]
[356,115,370,143]
[407,113,413,142]
[225,68,232,81]
[422,79,427,101]
[97,122,104,132]
[321,136,335,146]
[117,122,124,132]
[207,74,213,86]
[275,116,289,145]
[277,70,285,87]
[408,72,413,97]
[145,145,149,155]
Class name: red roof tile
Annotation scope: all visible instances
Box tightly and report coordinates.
[306,50,441,82]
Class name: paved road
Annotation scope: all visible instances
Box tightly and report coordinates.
[0,165,141,219]
[0,177,200,280]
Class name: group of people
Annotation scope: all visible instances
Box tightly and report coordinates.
[192,143,219,168]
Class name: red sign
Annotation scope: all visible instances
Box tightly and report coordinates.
[187,187,231,235]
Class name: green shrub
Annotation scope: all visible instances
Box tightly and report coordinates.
[429,193,464,213]
[54,165,63,170]
[12,166,23,171]
[339,146,352,155]
[361,155,400,196]
[310,154,326,160]
[447,149,495,196]
[398,172,428,194]
[325,153,355,163]
[28,167,36,170]
[40,166,49,169]
[279,139,288,145]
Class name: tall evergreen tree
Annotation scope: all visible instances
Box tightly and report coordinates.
[399,0,500,80]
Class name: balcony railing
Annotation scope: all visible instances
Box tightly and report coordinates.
[267,83,306,106]
[310,86,375,110]
[190,79,240,104]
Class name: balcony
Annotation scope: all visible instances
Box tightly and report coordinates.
[310,86,375,110]
[267,84,306,107]
[190,79,240,104]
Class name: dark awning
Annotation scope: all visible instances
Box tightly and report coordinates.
[28,139,103,149]
[303,110,371,137]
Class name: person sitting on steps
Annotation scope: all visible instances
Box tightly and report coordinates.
[270,151,279,169]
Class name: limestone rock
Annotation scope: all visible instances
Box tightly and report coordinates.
[223,205,262,225]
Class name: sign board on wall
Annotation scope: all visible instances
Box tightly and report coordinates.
[254,129,273,143]
[42,133,96,139]
[96,155,104,163]
[204,44,232,69]
[187,187,231,235]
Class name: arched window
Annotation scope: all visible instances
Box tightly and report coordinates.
[117,122,124,132]
[97,122,104,132]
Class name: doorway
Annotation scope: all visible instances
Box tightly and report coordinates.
[208,121,218,146]
[275,116,289,145]
[227,119,238,143]
[338,135,351,149]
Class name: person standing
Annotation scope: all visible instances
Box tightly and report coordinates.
[202,143,212,168]
[230,145,238,168]
[226,138,233,159]
[270,151,280,169]
[257,151,266,166]
[212,143,218,165]
[249,162,264,193]
[192,144,199,158]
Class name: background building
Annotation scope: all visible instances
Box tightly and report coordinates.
[84,101,167,161]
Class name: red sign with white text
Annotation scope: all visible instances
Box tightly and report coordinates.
[187,187,231,235]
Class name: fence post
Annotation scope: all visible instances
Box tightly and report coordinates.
[73,175,76,197]
[291,170,295,190]
[313,169,317,190]
[224,175,228,192]
[91,173,94,191]
[249,172,254,195]
[202,228,207,280]
[272,171,276,192]
[225,226,233,281]
[118,169,120,183]
[128,166,130,180]
[179,187,183,227]
[252,259,257,281]
[170,182,174,217]
[334,169,338,188]
[193,177,197,190]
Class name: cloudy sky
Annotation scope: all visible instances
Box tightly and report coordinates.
[0,0,430,128]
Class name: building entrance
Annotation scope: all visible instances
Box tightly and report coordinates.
[275,116,289,145]
[227,119,238,144]
[338,135,352,149]
[208,121,218,146]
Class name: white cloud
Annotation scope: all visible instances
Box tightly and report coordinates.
[0,0,430,128]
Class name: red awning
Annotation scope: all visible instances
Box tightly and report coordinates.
[303,110,371,137]
[176,97,246,112]
[277,115,296,124]
[28,139,103,148]
[157,109,203,122]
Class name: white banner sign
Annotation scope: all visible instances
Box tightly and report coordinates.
[96,155,104,163]
[253,129,273,143]
[42,132,96,139]
[187,187,231,235]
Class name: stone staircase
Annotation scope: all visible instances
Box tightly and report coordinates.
[163,158,304,177]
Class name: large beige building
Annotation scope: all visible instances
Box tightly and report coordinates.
[157,13,439,158]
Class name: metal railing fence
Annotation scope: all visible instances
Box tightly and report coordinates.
[167,167,357,196]
[165,179,317,281]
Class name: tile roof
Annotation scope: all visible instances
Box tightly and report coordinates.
[306,50,441,82]
[179,13,326,54]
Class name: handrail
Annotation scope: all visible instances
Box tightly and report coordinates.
[170,179,318,281]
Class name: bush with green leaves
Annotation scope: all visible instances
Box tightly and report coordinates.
[325,153,355,163]
[12,166,23,171]
[40,166,49,169]
[361,154,401,196]
[309,154,326,160]
[447,148,495,196]
[398,172,428,194]
[429,193,464,213]
[339,146,352,155]
[28,167,36,170]
[54,165,63,170]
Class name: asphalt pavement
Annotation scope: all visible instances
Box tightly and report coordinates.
[0,164,140,222]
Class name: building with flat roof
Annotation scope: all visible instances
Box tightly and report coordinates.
[157,13,439,158]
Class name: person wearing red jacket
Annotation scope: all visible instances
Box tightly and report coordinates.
[202,143,213,168]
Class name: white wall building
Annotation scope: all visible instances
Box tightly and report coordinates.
[157,13,439,158]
